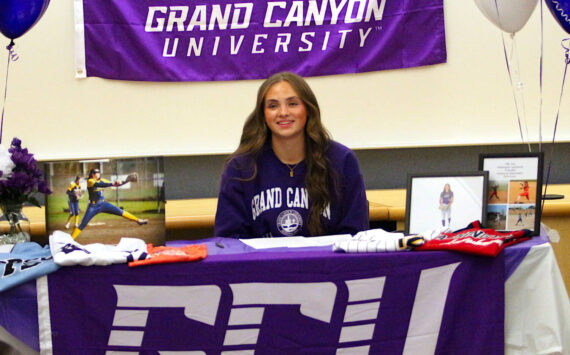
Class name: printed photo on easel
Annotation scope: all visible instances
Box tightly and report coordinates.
[44,157,165,245]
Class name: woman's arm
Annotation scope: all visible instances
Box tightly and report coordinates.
[332,151,369,235]
[92,179,115,188]
[214,165,253,238]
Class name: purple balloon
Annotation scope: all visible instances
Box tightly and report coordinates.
[545,0,570,34]
[0,0,50,40]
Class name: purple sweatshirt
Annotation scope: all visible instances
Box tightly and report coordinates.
[214,141,369,238]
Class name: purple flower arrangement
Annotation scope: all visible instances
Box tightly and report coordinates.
[0,137,51,208]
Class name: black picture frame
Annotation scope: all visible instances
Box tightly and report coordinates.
[405,171,488,235]
[479,152,544,235]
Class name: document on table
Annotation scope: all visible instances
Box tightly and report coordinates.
[240,235,353,249]
[0,245,13,253]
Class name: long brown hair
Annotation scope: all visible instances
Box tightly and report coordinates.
[226,72,335,236]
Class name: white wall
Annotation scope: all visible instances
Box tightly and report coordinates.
[0,0,568,159]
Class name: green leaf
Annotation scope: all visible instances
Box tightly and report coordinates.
[28,196,41,208]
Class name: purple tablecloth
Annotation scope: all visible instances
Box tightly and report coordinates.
[3,235,547,354]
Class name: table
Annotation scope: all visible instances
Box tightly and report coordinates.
[1,232,569,355]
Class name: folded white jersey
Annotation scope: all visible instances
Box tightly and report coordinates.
[418,226,451,241]
[353,228,405,241]
[333,228,424,253]
[49,231,148,266]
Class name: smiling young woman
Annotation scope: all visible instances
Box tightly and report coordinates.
[214,72,369,238]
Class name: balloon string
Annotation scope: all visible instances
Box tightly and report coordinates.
[539,0,544,153]
[500,33,531,151]
[1,40,17,146]
[542,39,570,213]
[492,0,530,151]
[510,35,531,149]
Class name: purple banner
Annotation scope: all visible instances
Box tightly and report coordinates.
[44,240,503,354]
[76,0,446,81]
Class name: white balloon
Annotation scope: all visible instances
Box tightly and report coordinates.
[474,0,538,33]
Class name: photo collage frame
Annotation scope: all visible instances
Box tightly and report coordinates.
[479,153,543,235]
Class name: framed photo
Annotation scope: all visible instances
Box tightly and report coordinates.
[405,172,488,235]
[44,157,166,245]
[479,152,543,235]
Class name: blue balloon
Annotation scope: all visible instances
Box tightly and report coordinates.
[0,0,50,40]
[545,0,570,34]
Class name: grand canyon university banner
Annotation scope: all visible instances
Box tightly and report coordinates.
[74,0,446,81]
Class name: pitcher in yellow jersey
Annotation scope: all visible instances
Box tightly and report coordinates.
[71,169,147,239]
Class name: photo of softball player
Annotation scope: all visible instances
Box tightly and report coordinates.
[407,174,486,235]
[487,180,508,204]
[70,168,147,240]
[515,181,530,203]
[64,176,83,230]
[486,204,506,230]
[44,157,165,245]
[508,180,537,204]
[439,183,454,227]
[507,205,535,230]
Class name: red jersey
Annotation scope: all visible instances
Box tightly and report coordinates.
[416,221,532,257]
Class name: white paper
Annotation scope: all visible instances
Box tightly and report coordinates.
[240,235,352,249]
[0,244,14,253]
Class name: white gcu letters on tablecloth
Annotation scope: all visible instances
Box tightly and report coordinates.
[95,263,460,354]
[109,285,222,347]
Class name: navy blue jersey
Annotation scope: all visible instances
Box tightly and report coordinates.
[66,182,81,202]
[87,178,113,204]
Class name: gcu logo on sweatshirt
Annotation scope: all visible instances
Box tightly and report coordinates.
[252,187,331,222]
[106,262,460,354]
[277,209,302,235]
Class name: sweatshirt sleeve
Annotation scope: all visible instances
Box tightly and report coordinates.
[214,162,253,238]
[333,150,369,235]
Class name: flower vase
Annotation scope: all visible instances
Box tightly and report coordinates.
[0,204,31,244]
